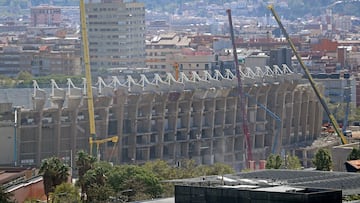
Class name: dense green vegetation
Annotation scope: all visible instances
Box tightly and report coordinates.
[38,151,235,202]
[0,72,84,88]
[347,148,360,161]
[265,153,302,170]
[313,148,333,171]
[49,183,80,203]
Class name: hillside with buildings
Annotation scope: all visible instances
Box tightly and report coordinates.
[1,0,360,18]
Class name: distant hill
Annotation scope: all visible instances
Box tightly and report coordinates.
[142,0,360,18]
[0,0,359,18]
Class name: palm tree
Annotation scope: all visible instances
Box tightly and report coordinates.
[39,157,69,202]
[75,150,96,200]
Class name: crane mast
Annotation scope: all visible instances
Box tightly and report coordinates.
[80,0,119,160]
[267,5,348,145]
[227,9,253,162]
[80,0,97,154]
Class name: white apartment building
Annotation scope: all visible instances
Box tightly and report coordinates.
[85,0,146,73]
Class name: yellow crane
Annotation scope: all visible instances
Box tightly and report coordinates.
[89,136,119,161]
[267,5,348,145]
[80,0,119,159]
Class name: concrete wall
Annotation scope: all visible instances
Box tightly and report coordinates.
[0,122,15,165]
[332,142,360,171]
[9,177,46,203]
[0,69,324,170]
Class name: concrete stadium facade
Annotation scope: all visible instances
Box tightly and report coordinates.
[0,65,323,170]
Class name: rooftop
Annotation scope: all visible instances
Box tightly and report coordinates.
[346,160,360,170]
[169,169,360,196]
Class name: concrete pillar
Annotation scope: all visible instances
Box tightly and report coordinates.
[308,100,316,141]
[114,88,127,164]
[292,89,301,142]
[314,99,323,139]
[69,108,79,168]
[300,91,310,142]
[153,93,168,160]
[283,83,297,146]
[266,84,281,154]
[253,85,269,153]
[259,160,266,170]
[248,160,255,170]
[55,108,61,157]
[66,89,83,166]
[246,86,258,158]
[259,85,271,152]
[36,110,43,166]
[127,94,141,163]
[276,85,287,152]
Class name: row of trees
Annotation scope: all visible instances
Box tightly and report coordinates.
[266,149,333,171]
[2,147,360,202]
[37,150,234,203]
[265,153,302,170]
[0,71,84,88]
[40,148,359,202]
[266,147,360,172]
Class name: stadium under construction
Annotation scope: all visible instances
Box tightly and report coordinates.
[0,65,324,170]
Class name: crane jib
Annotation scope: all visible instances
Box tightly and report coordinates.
[267,5,348,145]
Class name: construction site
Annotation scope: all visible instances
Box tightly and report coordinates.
[0,5,345,171]
[0,64,326,170]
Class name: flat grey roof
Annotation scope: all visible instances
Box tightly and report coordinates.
[132,197,174,203]
[172,169,360,196]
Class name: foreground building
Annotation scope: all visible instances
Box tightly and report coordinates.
[172,169,360,203]
[0,66,323,170]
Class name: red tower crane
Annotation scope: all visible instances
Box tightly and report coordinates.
[227,9,253,163]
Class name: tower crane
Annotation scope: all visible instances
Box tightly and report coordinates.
[80,0,118,160]
[267,5,348,145]
[227,9,253,162]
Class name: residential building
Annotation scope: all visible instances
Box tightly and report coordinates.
[0,46,24,77]
[30,5,62,27]
[244,53,269,68]
[312,73,355,104]
[0,37,81,77]
[31,44,81,76]
[269,47,292,68]
[146,33,191,73]
[168,47,214,77]
[85,0,146,74]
